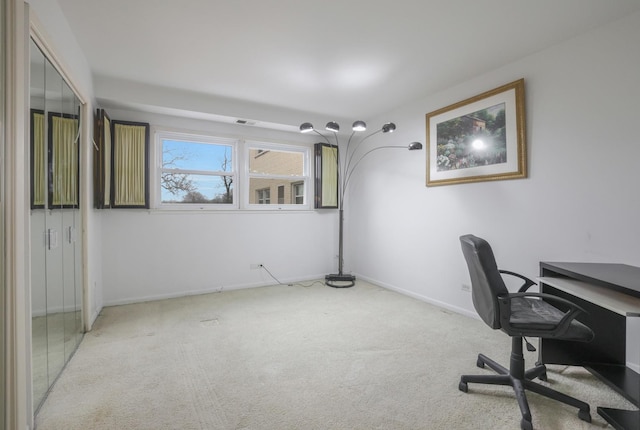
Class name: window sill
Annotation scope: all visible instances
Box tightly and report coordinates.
[147,205,315,214]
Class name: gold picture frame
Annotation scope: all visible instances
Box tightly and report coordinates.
[426,79,526,186]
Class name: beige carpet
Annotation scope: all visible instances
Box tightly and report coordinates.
[35,281,635,429]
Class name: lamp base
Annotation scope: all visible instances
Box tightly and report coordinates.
[325,273,356,288]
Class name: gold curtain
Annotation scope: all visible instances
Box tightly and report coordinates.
[51,115,79,206]
[321,145,338,207]
[32,112,46,206]
[113,123,146,206]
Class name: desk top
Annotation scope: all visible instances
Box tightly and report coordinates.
[540,262,640,299]
[538,276,640,316]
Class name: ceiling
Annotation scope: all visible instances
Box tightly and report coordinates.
[56,0,640,128]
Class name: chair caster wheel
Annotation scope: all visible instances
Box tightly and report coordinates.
[578,409,591,423]
[476,357,485,368]
[520,418,533,430]
[458,381,468,393]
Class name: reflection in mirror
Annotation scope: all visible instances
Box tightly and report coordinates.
[58,76,81,363]
[49,111,79,208]
[29,38,48,410]
[30,37,83,413]
[30,110,45,208]
[44,46,66,403]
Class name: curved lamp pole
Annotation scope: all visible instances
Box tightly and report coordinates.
[301,120,422,287]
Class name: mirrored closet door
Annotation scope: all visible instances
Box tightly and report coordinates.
[29,37,83,412]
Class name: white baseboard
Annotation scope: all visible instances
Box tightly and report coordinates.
[355,273,480,320]
[102,274,328,307]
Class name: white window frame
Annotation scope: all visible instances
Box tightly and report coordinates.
[153,130,239,210]
[242,140,311,211]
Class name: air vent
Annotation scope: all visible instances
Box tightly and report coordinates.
[235,119,256,126]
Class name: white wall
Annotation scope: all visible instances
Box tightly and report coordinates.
[346,11,640,365]
[101,209,337,305]
[98,109,339,305]
[27,0,92,94]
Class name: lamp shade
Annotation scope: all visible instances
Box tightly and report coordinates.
[325,121,340,132]
[382,122,396,133]
[352,120,366,132]
[408,141,423,150]
[300,122,314,133]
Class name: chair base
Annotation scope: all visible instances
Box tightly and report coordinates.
[459,339,591,430]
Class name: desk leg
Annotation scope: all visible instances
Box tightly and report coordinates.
[597,408,639,430]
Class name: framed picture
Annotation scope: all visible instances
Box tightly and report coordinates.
[426,79,526,186]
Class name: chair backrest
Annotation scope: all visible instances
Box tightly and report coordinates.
[460,234,509,329]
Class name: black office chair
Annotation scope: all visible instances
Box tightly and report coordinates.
[458,234,594,430]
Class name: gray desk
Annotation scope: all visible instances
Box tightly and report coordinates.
[539,262,640,430]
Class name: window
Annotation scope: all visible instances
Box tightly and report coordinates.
[156,131,236,208]
[292,182,304,204]
[257,188,270,204]
[245,142,309,209]
[153,132,310,211]
[277,185,284,204]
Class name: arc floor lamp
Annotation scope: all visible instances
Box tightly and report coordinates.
[300,120,422,288]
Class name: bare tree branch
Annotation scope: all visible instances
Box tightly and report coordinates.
[162,149,195,195]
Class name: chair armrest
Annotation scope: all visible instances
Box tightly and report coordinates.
[499,269,537,292]
[498,292,588,337]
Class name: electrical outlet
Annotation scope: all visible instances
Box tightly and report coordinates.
[250,263,262,270]
[461,283,471,292]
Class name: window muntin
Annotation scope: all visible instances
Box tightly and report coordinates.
[157,132,236,207]
[245,143,309,208]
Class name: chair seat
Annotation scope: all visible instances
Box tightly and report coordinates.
[510,297,593,341]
